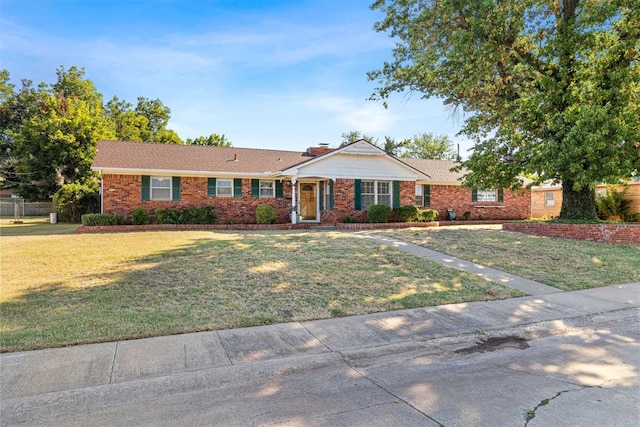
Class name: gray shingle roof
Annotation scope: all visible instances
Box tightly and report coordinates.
[93,140,312,175]
[401,158,466,183]
[93,140,467,184]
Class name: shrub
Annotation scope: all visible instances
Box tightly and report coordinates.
[596,186,632,221]
[341,216,357,223]
[256,205,276,224]
[155,208,181,224]
[131,207,151,225]
[81,213,126,226]
[181,205,218,224]
[367,204,392,223]
[420,209,438,222]
[396,205,420,222]
[53,181,100,223]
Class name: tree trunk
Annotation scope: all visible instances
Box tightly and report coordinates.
[559,180,597,220]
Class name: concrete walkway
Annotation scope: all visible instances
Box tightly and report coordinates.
[2,236,639,426]
[354,232,561,295]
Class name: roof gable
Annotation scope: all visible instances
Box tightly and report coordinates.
[281,140,430,181]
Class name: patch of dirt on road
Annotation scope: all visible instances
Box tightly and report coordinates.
[454,335,529,354]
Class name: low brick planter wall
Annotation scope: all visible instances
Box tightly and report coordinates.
[77,220,508,233]
[503,222,640,245]
[76,223,317,233]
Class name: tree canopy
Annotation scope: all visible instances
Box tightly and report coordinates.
[369,0,639,219]
[185,133,233,147]
[1,66,228,199]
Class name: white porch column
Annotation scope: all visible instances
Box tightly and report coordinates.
[291,177,297,224]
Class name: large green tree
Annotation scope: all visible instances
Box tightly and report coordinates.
[135,97,182,144]
[185,133,233,147]
[404,133,457,160]
[12,66,114,198]
[369,0,639,220]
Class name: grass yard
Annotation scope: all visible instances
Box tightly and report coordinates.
[0,219,521,352]
[375,225,640,290]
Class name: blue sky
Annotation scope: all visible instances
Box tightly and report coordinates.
[1,0,472,155]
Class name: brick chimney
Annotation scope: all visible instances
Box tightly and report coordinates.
[306,143,333,156]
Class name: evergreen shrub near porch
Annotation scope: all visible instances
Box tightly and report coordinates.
[256,204,276,224]
[367,204,392,223]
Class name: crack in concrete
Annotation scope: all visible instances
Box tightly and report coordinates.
[524,386,601,426]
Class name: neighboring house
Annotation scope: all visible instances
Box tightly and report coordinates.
[92,139,531,224]
[531,181,640,219]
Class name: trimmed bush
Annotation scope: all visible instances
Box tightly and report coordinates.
[181,205,218,224]
[341,216,357,223]
[420,209,438,222]
[396,205,420,222]
[53,181,100,223]
[155,208,181,224]
[256,205,276,224]
[367,204,392,223]
[131,207,151,225]
[81,213,126,226]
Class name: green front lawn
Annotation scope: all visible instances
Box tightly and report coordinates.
[1,225,520,352]
[376,226,640,290]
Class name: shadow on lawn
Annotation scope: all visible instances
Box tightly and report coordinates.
[1,232,521,352]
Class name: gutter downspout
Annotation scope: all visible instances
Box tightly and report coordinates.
[99,170,104,215]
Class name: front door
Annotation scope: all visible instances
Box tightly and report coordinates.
[299,183,317,221]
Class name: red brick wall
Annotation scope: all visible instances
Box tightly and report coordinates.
[101,174,529,224]
[430,185,530,220]
[504,222,640,245]
[321,179,416,223]
[101,174,293,224]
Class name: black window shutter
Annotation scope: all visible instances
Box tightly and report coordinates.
[141,175,150,200]
[172,177,181,201]
[472,188,478,202]
[234,178,242,197]
[498,189,504,202]
[393,181,400,208]
[329,180,334,210]
[319,182,324,211]
[424,184,431,207]
[208,178,216,197]
[251,179,260,198]
[275,181,283,198]
[354,179,362,210]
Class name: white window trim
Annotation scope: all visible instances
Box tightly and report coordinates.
[362,180,392,209]
[477,190,497,202]
[216,178,233,197]
[545,192,555,207]
[415,184,423,206]
[259,180,275,198]
[151,176,172,201]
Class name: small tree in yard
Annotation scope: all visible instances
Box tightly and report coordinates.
[369,0,639,220]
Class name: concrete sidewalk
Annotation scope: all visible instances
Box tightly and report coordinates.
[2,282,638,401]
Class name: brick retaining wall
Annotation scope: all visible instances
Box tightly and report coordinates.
[503,222,640,245]
[77,220,507,233]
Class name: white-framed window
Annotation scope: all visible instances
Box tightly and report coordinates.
[259,180,275,198]
[216,179,233,197]
[362,180,392,210]
[151,176,171,200]
[415,184,423,206]
[545,192,554,207]
[476,190,497,202]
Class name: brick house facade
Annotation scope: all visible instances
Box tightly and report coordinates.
[93,140,531,224]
